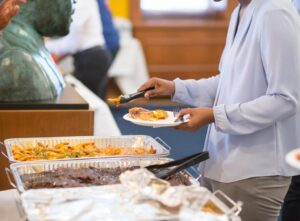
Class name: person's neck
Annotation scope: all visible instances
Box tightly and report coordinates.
[238,0,252,8]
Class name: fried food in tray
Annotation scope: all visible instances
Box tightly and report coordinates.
[201,200,225,215]
[11,142,156,162]
[129,107,169,121]
[21,166,191,190]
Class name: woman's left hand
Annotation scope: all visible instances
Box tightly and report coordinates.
[174,108,215,132]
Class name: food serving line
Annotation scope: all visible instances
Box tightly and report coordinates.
[0,134,243,221]
[1,86,300,220]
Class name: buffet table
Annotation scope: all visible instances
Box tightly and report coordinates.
[0,135,242,221]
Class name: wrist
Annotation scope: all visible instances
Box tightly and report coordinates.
[205,108,215,124]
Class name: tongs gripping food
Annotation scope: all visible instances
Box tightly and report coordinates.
[146,151,209,180]
[108,87,155,106]
[120,87,155,104]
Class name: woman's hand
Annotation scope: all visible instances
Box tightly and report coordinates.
[138,77,175,99]
[175,108,215,132]
[0,0,26,31]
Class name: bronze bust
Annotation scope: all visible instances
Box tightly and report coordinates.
[0,0,74,102]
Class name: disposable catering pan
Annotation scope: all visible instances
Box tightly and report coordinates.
[20,186,242,221]
[7,157,198,193]
[1,135,171,163]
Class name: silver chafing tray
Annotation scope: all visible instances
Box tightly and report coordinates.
[19,179,242,221]
[7,157,197,193]
[1,135,170,163]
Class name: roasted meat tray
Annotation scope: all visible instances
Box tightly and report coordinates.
[7,157,198,193]
[1,135,170,162]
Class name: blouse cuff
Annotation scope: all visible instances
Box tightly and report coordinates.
[213,104,227,132]
[171,78,185,102]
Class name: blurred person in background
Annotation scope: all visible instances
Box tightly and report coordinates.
[97,0,120,61]
[46,0,111,100]
[0,0,25,31]
[281,1,300,220]
[292,0,300,12]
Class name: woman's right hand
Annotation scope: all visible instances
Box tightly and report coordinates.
[138,77,175,99]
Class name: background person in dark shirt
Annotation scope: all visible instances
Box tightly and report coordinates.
[97,0,120,61]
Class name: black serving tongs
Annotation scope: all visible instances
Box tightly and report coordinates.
[108,87,155,105]
[146,151,209,179]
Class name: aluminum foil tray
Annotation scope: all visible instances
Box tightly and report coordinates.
[8,157,198,193]
[20,185,242,221]
[1,135,170,163]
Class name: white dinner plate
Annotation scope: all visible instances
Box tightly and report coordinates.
[123,111,189,128]
[286,148,300,170]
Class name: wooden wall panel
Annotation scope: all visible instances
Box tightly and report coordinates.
[130,0,237,80]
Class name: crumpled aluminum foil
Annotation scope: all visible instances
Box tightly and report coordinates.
[21,169,241,221]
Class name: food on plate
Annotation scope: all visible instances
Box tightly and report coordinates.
[11,142,156,161]
[21,166,192,189]
[129,107,168,121]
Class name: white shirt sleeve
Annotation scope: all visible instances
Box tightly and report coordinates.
[213,10,300,135]
[46,0,100,56]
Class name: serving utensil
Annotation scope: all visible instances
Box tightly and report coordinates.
[146,151,209,179]
[108,87,155,105]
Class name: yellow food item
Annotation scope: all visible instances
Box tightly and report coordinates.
[201,200,224,215]
[107,96,121,106]
[11,142,156,162]
[129,107,168,121]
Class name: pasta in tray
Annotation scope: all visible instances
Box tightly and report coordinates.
[11,142,156,162]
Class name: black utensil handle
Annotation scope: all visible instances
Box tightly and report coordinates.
[131,86,155,99]
[121,86,155,103]
[158,151,209,179]
[146,152,202,171]
[141,86,156,92]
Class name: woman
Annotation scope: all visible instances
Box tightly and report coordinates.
[139,0,300,220]
[0,0,25,31]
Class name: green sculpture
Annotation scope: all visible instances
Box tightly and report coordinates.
[0,0,74,102]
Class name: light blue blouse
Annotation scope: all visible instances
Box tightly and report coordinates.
[173,0,300,182]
